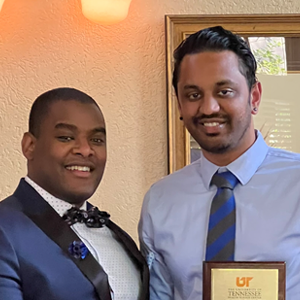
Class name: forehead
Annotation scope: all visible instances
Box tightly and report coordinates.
[178,51,245,86]
[43,100,105,130]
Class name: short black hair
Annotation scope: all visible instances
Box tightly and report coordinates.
[172,26,257,96]
[29,87,100,137]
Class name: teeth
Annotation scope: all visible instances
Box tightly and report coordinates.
[204,122,220,127]
[66,166,90,172]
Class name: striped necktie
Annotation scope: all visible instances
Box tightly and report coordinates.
[205,171,239,261]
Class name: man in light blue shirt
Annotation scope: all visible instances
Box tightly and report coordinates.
[139,26,300,299]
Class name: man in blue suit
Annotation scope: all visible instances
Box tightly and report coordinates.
[0,87,149,300]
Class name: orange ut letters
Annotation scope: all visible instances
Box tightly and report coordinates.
[236,277,253,287]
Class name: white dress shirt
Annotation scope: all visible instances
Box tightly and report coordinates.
[25,176,141,300]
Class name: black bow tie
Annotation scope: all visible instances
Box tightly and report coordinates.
[62,207,110,228]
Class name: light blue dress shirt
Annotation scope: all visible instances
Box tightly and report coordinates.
[139,131,300,300]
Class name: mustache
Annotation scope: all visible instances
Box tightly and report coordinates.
[193,114,229,124]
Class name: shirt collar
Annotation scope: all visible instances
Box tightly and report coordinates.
[199,130,269,190]
[25,176,86,217]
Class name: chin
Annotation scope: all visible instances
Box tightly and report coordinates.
[199,141,231,154]
[63,190,95,204]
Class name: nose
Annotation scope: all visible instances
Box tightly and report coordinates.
[73,138,94,157]
[199,94,220,116]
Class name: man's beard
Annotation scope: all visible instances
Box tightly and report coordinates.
[191,113,231,154]
[191,110,251,155]
[199,135,232,154]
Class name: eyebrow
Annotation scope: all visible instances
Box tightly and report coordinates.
[215,80,236,87]
[55,123,77,131]
[183,80,236,90]
[54,123,106,135]
[92,127,106,135]
[183,84,200,90]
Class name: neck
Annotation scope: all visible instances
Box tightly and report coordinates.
[25,175,86,209]
[73,202,85,209]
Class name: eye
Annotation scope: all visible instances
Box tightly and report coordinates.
[91,138,105,144]
[57,136,74,142]
[188,93,201,100]
[217,89,234,97]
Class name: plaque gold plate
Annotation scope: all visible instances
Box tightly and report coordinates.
[203,261,285,300]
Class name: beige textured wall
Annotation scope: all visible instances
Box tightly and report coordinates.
[0,0,299,241]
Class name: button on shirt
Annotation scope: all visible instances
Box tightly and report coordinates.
[139,131,300,300]
[25,176,141,300]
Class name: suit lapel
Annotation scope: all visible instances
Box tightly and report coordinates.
[107,220,149,300]
[86,202,149,300]
[14,179,112,300]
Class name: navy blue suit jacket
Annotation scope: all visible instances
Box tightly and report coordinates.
[0,179,149,300]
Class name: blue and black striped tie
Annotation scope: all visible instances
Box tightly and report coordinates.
[205,171,239,261]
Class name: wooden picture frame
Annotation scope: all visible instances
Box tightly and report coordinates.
[166,14,300,173]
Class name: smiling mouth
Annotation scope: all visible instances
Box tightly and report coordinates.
[201,121,226,128]
[65,166,91,172]
[203,122,225,127]
[198,121,226,135]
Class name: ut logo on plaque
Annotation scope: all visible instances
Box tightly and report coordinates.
[236,277,253,287]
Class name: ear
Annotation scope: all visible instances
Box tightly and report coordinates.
[250,81,262,115]
[21,132,37,161]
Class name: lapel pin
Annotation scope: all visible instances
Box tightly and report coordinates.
[68,241,89,260]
